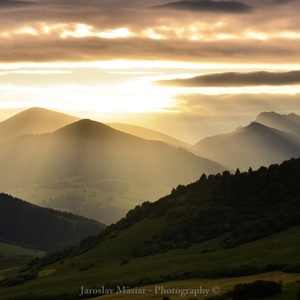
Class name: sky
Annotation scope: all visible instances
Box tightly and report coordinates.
[0,0,300,143]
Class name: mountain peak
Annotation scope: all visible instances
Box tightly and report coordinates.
[54,119,119,140]
[257,111,279,117]
[3,107,78,122]
[255,111,300,136]
[0,107,80,143]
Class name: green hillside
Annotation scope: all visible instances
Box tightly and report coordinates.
[1,157,300,299]
[0,193,105,252]
[0,242,44,258]
[0,226,299,299]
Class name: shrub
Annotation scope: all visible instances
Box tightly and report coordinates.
[227,280,281,300]
[120,258,129,265]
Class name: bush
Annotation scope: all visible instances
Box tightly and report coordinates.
[120,258,129,265]
[297,289,300,300]
[0,277,25,287]
[78,266,90,272]
[227,280,281,300]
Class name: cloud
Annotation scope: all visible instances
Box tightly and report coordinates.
[0,0,299,63]
[1,34,300,64]
[0,0,35,7]
[152,0,253,13]
[121,93,300,142]
[270,0,295,4]
[157,70,300,87]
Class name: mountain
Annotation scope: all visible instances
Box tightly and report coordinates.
[1,157,299,299]
[107,123,191,148]
[0,119,225,224]
[256,111,300,137]
[0,193,104,252]
[0,107,80,144]
[192,117,300,170]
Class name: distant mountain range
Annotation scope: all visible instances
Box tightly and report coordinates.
[0,108,224,224]
[193,112,300,170]
[256,111,300,137]
[1,108,300,300]
[0,107,79,144]
[108,122,191,148]
[1,108,300,224]
[0,193,104,252]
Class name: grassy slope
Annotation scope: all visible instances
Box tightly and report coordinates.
[0,242,45,258]
[0,224,299,298]
[0,243,45,286]
[96,273,300,300]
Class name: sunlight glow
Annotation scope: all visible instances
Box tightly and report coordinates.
[1,19,300,46]
[98,28,133,39]
[245,32,269,41]
[60,23,94,38]
[1,60,300,72]
[58,24,134,39]
[15,27,38,36]
[278,31,300,39]
[142,28,166,40]
[0,23,135,40]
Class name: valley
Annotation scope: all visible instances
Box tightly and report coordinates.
[0,108,300,300]
[1,0,300,298]
[1,155,300,299]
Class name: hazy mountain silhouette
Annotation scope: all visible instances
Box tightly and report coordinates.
[193,120,300,170]
[0,107,79,144]
[107,123,191,148]
[0,119,224,224]
[256,111,300,137]
[0,193,104,252]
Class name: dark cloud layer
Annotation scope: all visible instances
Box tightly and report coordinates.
[0,37,299,63]
[157,71,300,87]
[152,0,253,13]
[0,0,34,7]
[0,0,299,64]
[271,0,295,4]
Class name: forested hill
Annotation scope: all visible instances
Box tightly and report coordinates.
[0,193,105,252]
[102,157,300,256]
[29,157,300,267]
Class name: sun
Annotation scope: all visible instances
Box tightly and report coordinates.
[115,79,176,113]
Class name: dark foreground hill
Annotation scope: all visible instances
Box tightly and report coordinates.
[2,157,299,300]
[0,193,105,252]
[101,156,300,254]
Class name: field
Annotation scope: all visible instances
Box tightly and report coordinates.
[0,224,299,299]
[0,242,45,259]
[96,272,300,300]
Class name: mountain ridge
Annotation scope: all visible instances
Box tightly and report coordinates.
[0,193,105,252]
[0,107,80,144]
[107,122,191,148]
[192,114,300,170]
[0,118,225,224]
[256,111,300,136]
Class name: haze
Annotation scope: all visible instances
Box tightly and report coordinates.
[1,0,300,143]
